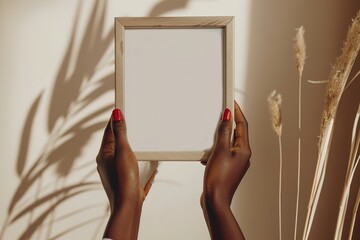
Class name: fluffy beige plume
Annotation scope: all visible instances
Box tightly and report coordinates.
[267,90,284,240]
[294,26,306,78]
[320,10,360,146]
[303,10,360,240]
[267,90,283,136]
[293,26,306,240]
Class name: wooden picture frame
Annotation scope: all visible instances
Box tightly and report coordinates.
[115,17,234,161]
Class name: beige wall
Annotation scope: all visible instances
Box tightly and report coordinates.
[239,0,360,239]
[0,0,359,239]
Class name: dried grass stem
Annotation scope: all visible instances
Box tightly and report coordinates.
[294,26,306,240]
[267,90,283,240]
[303,10,360,240]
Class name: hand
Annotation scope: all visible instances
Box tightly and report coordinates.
[97,109,156,239]
[201,101,251,240]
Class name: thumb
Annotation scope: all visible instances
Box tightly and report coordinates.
[111,108,128,147]
[214,108,232,150]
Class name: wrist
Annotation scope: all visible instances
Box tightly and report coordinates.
[201,190,231,212]
[112,198,143,215]
[104,200,143,239]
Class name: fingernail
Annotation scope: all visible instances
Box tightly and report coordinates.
[222,108,231,121]
[112,108,124,122]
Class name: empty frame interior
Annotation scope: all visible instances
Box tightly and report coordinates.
[115,17,234,161]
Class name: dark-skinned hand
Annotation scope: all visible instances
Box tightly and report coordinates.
[97,109,156,239]
[201,101,251,240]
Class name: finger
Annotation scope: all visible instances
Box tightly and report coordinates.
[96,118,114,164]
[214,108,233,150]
[144,170,158,197]
[111,108,129,149]
[233,101,250,148]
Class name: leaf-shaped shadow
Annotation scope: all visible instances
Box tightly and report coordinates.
[148,0,190,16]
[16,91,43,177]
[61,104,112,138]
[10,182,99,223]
[3,0,198,238]
[40,203,104,225]
[76,73,114,112]
[8,154,53,215]
[8,119,107,214]
[48,216,104,240]
[54,121,108,177]
[7,0,113,216]
[47,0,112,132]
[46,1,80,132]
[17,185,99,240]
[7,110,110,215]
[8,155,77,215]
[8,107,112,214]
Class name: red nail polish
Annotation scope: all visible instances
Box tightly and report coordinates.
[222,108,231,121]
[112,108,124,121]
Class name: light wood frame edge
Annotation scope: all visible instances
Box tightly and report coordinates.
[115,17,234,161]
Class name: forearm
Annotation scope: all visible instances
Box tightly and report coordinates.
[202,194,245,240]
[103,201,143,240]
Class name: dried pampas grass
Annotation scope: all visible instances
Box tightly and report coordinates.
[334,104,360,240]
[268,90,283,137]
[334,155,360,240]
[303,10,360,240]
[348,188,360,239]
[267,90,283,240]
[319,11,360,143]
[345,104,360,188]
[293,26,306,240]
[294,26,306,79]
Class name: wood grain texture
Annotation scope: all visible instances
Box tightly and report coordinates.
[225,18,235,112]
[115,17,234,161]
[135,151,211,161]
[115,21,125,110]
[115,16,233,29]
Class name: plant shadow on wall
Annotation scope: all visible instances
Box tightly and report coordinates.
[0,0,190,239]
